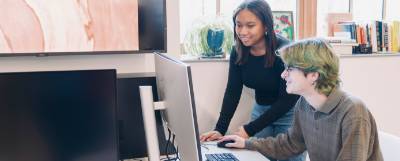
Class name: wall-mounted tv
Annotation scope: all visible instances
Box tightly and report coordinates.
[0,0,165,57]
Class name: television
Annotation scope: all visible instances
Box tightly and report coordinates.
[153,53,202,161]
[0,70,118,161]
[0,0,165,56]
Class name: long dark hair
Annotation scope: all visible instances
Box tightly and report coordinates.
[233,0,277,67]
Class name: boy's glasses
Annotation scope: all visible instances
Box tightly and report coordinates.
[285,65,304,73]
[283,65,304,75]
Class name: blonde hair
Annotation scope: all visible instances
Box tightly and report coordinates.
[278,38,340,96]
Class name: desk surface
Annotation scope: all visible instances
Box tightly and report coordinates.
[126,142,269,161]
[201,142,269,161]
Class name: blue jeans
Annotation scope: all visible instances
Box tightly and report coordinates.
[251,103,306,161]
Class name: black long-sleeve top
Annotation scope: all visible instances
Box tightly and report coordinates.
[214,37,299,136]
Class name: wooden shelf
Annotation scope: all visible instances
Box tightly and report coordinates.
[182,53,400,62]
[340,53,400,58]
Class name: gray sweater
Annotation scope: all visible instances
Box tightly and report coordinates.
[245,88,383,161]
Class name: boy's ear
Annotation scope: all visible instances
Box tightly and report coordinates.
[308,72,319,82]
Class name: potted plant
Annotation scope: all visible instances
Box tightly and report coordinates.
[183,16,234,58]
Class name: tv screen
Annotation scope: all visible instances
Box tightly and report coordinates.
[0,70,118,161]
[0,0,165,56]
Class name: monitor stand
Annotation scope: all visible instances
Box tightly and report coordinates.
[139,86,166,161]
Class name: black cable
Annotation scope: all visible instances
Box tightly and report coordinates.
[159,127,185,161]
[171,134,177,160]
[160,128,179,161]
[172,134,180,160]
[165,128,172,161]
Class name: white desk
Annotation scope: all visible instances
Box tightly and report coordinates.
[201,142,269,161]
[126,142,269,161]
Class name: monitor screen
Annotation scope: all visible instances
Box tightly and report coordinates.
[0,70,118,161]
[154,53,202,161]
[117,76,175,159]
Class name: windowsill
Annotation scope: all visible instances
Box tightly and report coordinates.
[180,54,229,62]
[181,52,400,62]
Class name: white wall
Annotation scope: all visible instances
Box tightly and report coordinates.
[187,55,400,137]
[340,55,400,136]
[0,53,155,74]
[166,0,181,58]
[188,61,255,134]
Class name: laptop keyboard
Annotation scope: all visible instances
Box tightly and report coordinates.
[205,153,239,161]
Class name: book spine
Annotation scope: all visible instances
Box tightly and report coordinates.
[371,21,378,53]
[383,22,389,52]
[376,21,382,52]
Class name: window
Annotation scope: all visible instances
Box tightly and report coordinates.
[219,0,242,17]
[316,0,400,37]
[181,0,399,44]
[220,0,297,38]
[352,0,383,21]
[385,0,400,21]
[317,0,349,36]
[180,0,215,43]
[180,0,297,46]
[220,0,297,17]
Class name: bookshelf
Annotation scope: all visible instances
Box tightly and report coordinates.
[332,20,400,55]
[340,52,400,58]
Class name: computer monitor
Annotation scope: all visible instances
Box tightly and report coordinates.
[154,53,202,161]
[117,75,175,159]
[0,70,118,161]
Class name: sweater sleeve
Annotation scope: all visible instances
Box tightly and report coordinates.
[336,117,372,161]
[244,102,306,160]
[335,100,381,161]
[243,58,299,136]
[214,50,243,135]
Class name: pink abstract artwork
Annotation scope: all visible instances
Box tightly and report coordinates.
[0,0,139,53]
